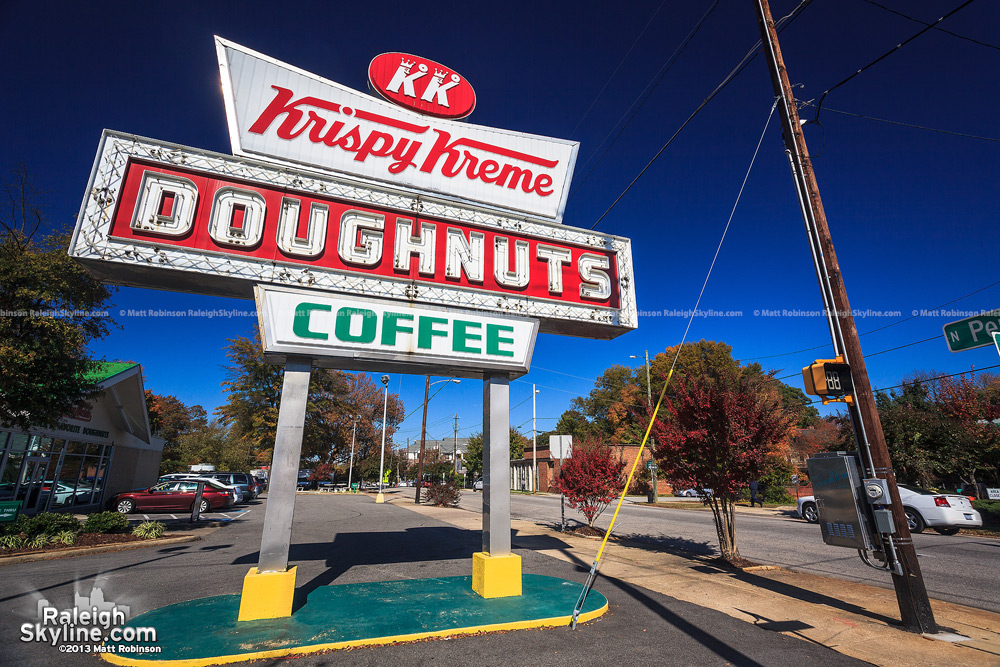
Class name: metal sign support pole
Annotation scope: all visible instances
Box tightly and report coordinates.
[258,356,311,572]
[473,372,521,598]
[238,355,311,622]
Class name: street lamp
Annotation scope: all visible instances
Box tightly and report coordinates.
[415,376,461,504]
[347,414,359,492]
[376,374,390,504]
[532,386,540,493]
[631,350,656,502]
[630,350,653,411]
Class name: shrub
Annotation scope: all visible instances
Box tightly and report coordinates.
[973,500,1000,527]
[425,481,461,507]
[29,512,82,536]
[25,534,51,549]
[52,530,77,545]
[0,515,30,537]
[0,534,25,550]
[554,437,625,528]
[83,511,129,534]
[132,521,165,539]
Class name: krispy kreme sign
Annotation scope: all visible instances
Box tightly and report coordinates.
[70,132,636,339]
[216,38,577,221]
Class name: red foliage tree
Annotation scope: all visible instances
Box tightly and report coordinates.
[652,369,793,562]
[553,437,625,528]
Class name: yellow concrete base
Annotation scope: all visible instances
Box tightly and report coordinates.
[237,566,297,621]
[375,493,386,503]
[472,552,522,598]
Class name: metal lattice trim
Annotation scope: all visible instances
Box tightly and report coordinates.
[71,131,637,331]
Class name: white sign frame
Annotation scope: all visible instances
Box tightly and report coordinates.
[68,131,637,340]
[255,285,538,378]
[216,37,579,222]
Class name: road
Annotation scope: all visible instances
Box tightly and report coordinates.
[457,490,1000,614]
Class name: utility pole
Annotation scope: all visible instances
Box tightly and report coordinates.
[753,0,937,634]
[415,375,430,504]
[643,351,652,410]
[347,415,358,492]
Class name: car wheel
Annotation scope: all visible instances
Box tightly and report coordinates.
[904,508,925,534]
[801,502,819,523]
[116,499,136,514]
[197,499,211,514]
[934,526,960,536]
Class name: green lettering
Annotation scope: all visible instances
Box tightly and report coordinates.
[335,307,377,343]
[486,324,515,357]
[452,320,482,353]
[292,302,332,340]
[381,312,414,346]
[418,316,449,349]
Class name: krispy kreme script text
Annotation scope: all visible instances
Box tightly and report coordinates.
[249,86,557,198]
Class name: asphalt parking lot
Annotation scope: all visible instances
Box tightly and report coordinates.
[0,493,867,667]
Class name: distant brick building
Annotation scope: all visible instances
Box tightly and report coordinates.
[510,443,673,496]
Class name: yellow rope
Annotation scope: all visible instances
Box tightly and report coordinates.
[594,366,675,563]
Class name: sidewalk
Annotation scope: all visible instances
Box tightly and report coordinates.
[394,495,1000,667]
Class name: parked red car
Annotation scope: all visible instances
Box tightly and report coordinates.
[112,480,235,514]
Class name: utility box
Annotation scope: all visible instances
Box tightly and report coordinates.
[806,452,878,551]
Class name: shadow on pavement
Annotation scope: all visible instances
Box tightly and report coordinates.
[730,569,899,626]
[234,524,494,611]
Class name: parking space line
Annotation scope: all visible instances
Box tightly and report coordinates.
[169,514,177,519]
[142,514,149,520]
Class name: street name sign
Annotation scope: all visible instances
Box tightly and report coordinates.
[942,309,1000,352]
[255,285,537,377]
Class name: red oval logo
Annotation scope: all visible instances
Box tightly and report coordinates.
[368,52,476,120]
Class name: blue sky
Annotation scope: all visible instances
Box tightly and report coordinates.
[3,0,999,446]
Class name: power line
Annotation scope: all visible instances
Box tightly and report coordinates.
[589,0,815,229]
[810,0,978,125]
[742,277,1000,361]
[569,0,719,202]
[801,103,1000,143]
[568,0,670,140]
[528,365,598,383]
[860,0,1000,52]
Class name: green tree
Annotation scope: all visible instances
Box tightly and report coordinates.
[463,427,528,478]
[174,420,251,471]
[216,333,404,468]
[146,391,208,473]
[0,165,116,430]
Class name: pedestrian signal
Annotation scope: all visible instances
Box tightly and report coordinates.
[802,357,854,405]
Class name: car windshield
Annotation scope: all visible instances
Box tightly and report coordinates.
[899,484,936,495]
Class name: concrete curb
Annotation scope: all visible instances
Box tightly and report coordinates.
[0,533,202,567]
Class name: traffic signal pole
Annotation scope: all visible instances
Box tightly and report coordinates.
[753,0,937,634]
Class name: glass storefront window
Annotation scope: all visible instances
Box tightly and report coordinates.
[0,432,8,449]
[0,451,22,501]
[66,441,86,455]
[86,443,102,456]
[8,434,29,451]
[51,454,83,509]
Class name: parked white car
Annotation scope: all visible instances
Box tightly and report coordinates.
[797,484,982,535]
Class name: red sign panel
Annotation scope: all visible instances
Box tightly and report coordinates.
[109,161,619,310]
[368,52,476,120]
